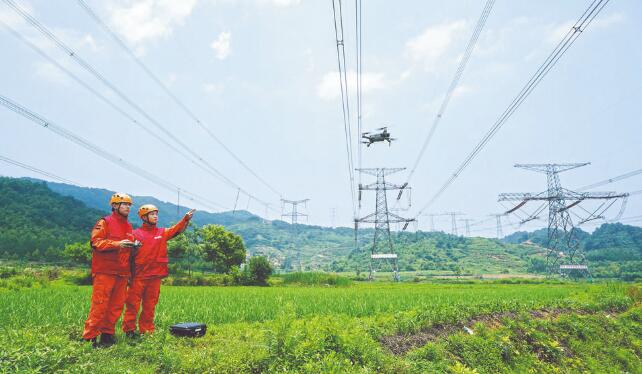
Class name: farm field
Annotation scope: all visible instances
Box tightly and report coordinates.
[1,280,640,373]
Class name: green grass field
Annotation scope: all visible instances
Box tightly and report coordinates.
[1,279,640,373]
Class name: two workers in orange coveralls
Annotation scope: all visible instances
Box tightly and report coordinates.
[82,192,194,348]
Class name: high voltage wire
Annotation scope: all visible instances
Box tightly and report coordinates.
[75,0,283,199]
[1,0,275,213]
[331,0,357,218]
[0,93,228,212]
[414,0,611,219]
[354,0,363,188]
[0,19,221,183]
[0,154,82,186]
[578,168,642,191]
[406,0,495,184]
[0,18,272,213]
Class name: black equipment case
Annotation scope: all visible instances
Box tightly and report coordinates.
[169,322,207,337]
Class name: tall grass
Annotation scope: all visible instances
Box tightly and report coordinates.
[281,271,352,286]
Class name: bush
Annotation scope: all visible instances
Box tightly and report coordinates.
[0,266,19,279]
[63,271,93,285]
[245,256,273,286]
[62,242,92,265]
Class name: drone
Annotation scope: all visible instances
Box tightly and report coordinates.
[361,127,396,147]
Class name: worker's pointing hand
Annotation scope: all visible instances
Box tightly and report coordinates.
[186,209,196,220]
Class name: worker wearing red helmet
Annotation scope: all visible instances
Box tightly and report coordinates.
[83,192,137,348]
[122,204,195,336]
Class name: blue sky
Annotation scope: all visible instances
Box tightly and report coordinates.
[1,0,640,236]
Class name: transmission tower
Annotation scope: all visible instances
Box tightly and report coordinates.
[489,213,505,239]
[499,163,628,278]
[281,198,309,271]
[431,212,464,235]
[355,168,414,281]
[459,218,473,236]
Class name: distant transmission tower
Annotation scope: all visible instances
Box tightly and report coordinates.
[432,212,464,235]
[459,218,473,236]
[489,213,505,239]
[281,198,309,271]
[355,168,414,281]
[499,163,628,278]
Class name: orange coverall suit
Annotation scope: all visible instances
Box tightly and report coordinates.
[83,212,134,340]
[122,215,189,333]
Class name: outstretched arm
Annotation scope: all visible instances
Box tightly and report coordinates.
[165,209,195,240]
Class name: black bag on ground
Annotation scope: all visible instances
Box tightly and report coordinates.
[169,322,207,337]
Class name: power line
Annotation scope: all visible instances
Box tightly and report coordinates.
[0,154,82,186]
[0,19,219,183]
[331,0,357,218]
[354,0,363,187]
[578,168,642,191]
[75,0,283,199]
[2,0,275,212]
[406,0,495,183]
[414,0,611,218]
[0,93,228,212]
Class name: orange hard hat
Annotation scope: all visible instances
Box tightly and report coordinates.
[138,204,159,219]
[110,192,133,205]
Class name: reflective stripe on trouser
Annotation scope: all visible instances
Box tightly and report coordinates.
[122,277,161,333]
[82,274,128,339]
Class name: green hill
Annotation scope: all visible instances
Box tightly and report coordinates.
[0,177,104,258]
[1,177,640,279]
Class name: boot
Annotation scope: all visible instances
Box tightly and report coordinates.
[125,330,140,339]
[99,333,116,347]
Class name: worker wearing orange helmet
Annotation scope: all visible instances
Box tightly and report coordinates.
[83,192,137,348]
[122,204,195,336]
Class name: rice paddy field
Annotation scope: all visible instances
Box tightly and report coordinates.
[1,279,641,373]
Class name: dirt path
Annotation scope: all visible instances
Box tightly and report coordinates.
[379,307,620,355]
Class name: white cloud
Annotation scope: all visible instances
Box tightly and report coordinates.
[33,62,70,85]
[0,0,32,28]
[590,12,625,29]
[166,73,177,87]
[106,0,197,45]
[203,82,225,94]
[546,21,574,45]
[452,84,474,98]
[405,20,467,71]
[257,0,301,7]
[317,71,387,100]
[210,31,231,60]
[546,13,623,46]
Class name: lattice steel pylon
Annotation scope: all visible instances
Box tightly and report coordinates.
[355,168,414,281]
[459,218,473,237]
[281,199,309,271]
[498,163,628,278]
[489,213,505,239]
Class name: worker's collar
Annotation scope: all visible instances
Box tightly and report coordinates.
[142,221,157,229]
[111,211,129,221]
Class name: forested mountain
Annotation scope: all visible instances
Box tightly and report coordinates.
[0,178,103,258]
[1,177,640,279]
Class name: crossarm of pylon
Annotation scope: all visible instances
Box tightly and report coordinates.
[388,212,415,223]
[515,163,589,173]
[498,191,548,202]
[581,191,629,199]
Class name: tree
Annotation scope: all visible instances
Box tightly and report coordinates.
[63,241,92,265]
[200,225,246,273]
[246,256,273,286]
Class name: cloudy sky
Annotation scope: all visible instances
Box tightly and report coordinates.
[1,0,640,236]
